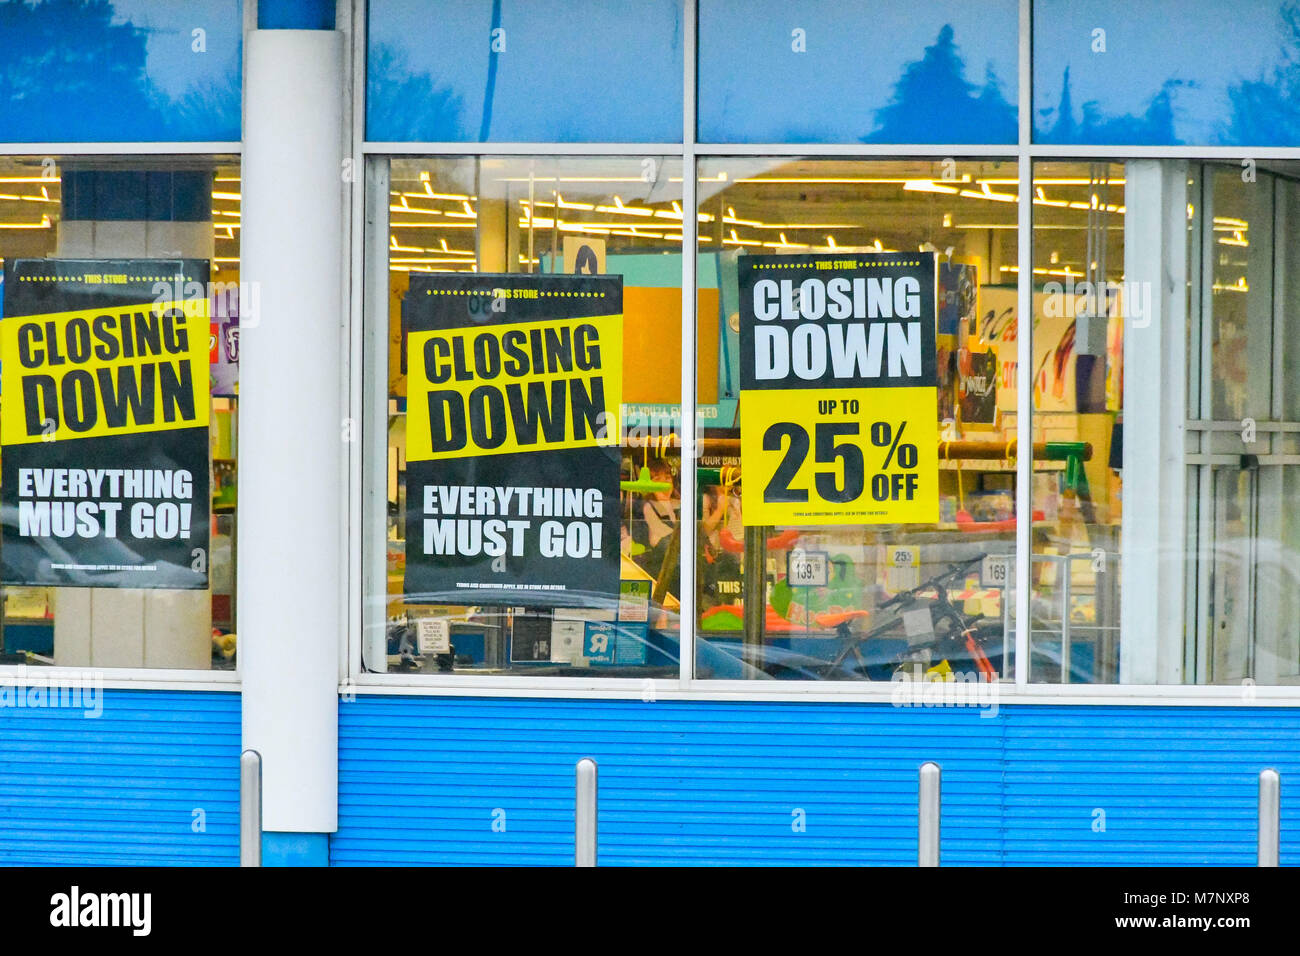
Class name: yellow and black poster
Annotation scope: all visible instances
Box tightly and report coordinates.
[739,252,939,526]
[402,272,623,606]
[1,259,211,589]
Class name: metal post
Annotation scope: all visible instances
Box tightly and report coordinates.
[575,757,598,867]
[918,761,941,867]
[1060,554,1072,683]
[240,749,262,867]
[742,526,767,669]
[1259,768,1280,867]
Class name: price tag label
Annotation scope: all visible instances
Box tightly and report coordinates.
[884,546,920,592]
[787,549,829,587]
[980,554,1011,589]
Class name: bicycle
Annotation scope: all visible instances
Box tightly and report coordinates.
[824,553,1002,682]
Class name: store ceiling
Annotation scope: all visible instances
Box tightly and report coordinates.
[1,156,1273,287]
[388,158,1126,281]
[0,158,240,272]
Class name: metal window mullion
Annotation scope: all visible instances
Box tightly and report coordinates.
[1014,0,1033,686]
[1246,468,1261,680]
[1272,177,1287,423]
[1195,465,1215,682]
[1193,170,1217,684]
[1182,462,1200,681]
[360,141,682,155]
[360,159,391,675]
[345,0,370,682]
[678,0,698,686]
[1187,166,1203,421]
[1029,144,1300,161]
[693,142,1015,157]
[1199,170,1217,420]
[0,142,242,155]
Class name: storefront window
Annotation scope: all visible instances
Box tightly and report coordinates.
[365,155,686,675]
[0,155,241,669]
[691,158,1019,681]
[1026,159,1300,685]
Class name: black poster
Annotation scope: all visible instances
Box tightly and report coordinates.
[737,252,938,392]
[1,259,211,589]
[401,272,623,608]
[958,349,999,425]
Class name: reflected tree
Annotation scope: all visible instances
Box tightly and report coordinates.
[864,25,1016,144]
[1225,1,1300,145]
[0,0,167,140]
[367,45,464,141]
[1038,67,1182,146]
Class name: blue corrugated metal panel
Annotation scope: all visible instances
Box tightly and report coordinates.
[336,696,1300,866]
[1002,706,1300,867]
[0,690,240,866]
[336,697,1004,866]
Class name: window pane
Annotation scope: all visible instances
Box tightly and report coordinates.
[1208,168,1273,422]
[1027,162,1124,684]
[1190,163,1300,685]
[369,155,684,676]
[0,156,241,669]
[1034,0,1300,147]
[0,1,241,143]
[699,0,1018,144]
[694,158,1017,683]
[367,0,684,142]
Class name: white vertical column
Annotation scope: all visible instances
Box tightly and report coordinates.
[239,29,345,833]
[1120,160,1189,684]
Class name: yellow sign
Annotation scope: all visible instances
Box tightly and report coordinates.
[406,312,623,462]
[741,386,938,525]
[0,298,210,446]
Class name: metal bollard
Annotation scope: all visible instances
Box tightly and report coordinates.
[918,761,941,867]
[1258,768,1280,867]
[240,749,262,867]
[575,757,598,867]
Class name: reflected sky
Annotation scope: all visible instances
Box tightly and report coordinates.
[698,0,1019,143]
[0,0,242,142]
[368,0,683,142]
[1035,0,1300,145]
